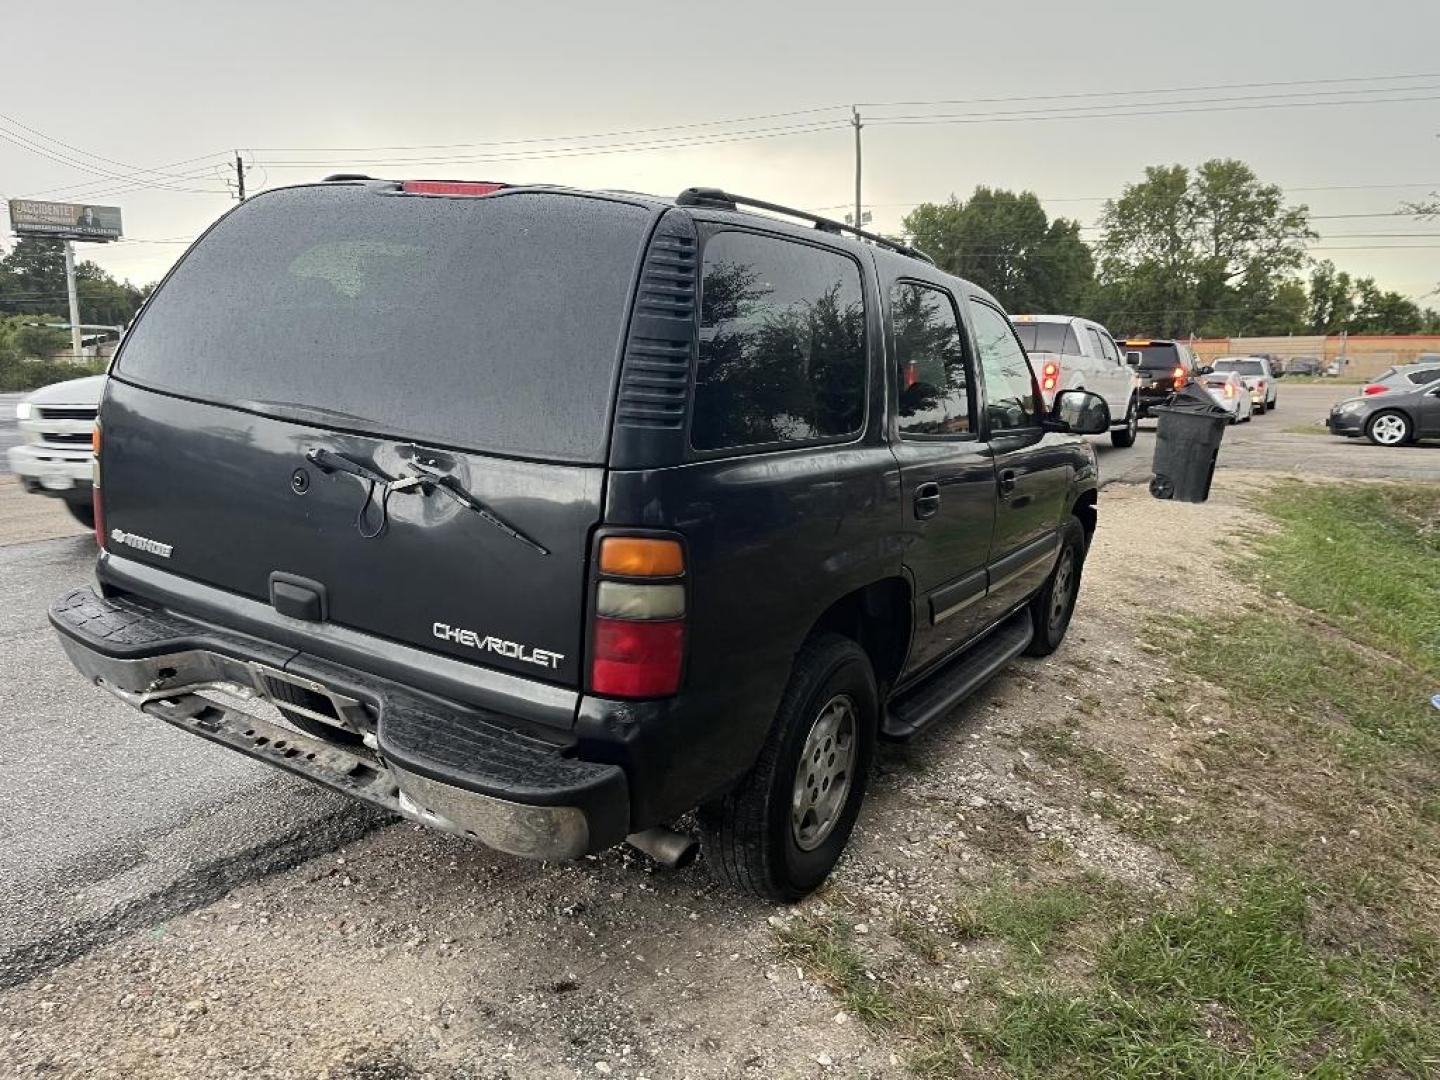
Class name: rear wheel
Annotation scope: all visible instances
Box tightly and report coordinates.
[700,634,877,902]
[64,500,95,528]
[1110,400,1139,448]
[1366,410,1411,447]
[1025,519,1086,657]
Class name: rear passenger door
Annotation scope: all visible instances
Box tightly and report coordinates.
[887,279,997,675]
[967,298,1070,621]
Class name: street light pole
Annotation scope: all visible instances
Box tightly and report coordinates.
[63,240,82,360]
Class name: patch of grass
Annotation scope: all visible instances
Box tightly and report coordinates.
[1174,612,1437,762]
[780,871,1440,1077]
[1018,720,1125,788]
[1246,481,1440,678]
[950,873,1126,959]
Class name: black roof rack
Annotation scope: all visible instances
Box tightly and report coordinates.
[322,173,380,182]
[675,187,934,265]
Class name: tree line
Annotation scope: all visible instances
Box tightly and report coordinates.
[903,159,1440,339]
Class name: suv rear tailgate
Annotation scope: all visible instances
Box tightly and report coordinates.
[102,183,657,692]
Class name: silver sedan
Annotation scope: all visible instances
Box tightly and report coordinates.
[1198,372,1254,423]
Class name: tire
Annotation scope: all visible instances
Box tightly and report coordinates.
[1025,519,1086,657]
[700,634,877,902]
[1366,410,1412,447]
[1110,399,1139,448]
[64,500,95,528]
[1268,398,1278,412]
[277,706,364,746]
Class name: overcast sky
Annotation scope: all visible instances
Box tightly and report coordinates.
[3,0,1438,305]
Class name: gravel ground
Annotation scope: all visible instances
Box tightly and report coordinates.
[0,479,1270,1080]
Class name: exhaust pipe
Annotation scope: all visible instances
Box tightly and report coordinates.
[626,826,700,869]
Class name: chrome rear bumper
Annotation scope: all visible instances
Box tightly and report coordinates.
[50,588,626,861]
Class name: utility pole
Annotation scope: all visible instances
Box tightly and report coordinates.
[851,107,863,237]
[234,151,247,201]
[62,240,82,360]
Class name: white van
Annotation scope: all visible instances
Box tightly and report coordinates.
[1011,314,1139,447]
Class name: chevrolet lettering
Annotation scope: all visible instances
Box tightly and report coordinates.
[432,622,564,669]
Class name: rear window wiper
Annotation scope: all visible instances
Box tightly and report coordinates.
[306,448,548,555]
[408,461,550,556]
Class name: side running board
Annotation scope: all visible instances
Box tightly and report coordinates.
[883,610,1033,741]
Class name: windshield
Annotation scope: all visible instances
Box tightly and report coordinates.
[1011,322,1076,354]
[115,185,651,463]
[1214,359,1265,376]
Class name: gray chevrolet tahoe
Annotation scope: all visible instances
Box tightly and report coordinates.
[50,180,1107,900]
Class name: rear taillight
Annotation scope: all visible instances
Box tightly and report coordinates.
[1041,361,1060,393]
[91,423,104,547]
[1172,366,1187,388]
[1223,382,1236,399]
[590,536,686,698]
[1362,384,1388,395]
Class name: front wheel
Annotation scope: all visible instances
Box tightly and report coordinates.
[1025,519,1086,657]
[1366,410,1412,447]
[1110,400,1139,448]
[700,634,877,902]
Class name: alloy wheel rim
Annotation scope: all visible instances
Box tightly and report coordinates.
[1372,415,1406,445]
[1049,549,1076,634]
[791,694,858,851]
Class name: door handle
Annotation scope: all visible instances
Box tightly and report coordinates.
[914,482,941,520]
[998,469,1018,496]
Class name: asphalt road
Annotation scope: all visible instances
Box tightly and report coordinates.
[0,524,384,987]
[0,378,1435,991]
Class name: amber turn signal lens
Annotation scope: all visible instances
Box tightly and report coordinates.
[91,427,101,453]
[599,537,684,577]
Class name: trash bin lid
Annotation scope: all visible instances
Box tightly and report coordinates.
[1152,381,1231,416]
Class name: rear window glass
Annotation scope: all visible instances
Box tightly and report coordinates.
[692,231,866,451]
[116,186,650,463]
[1215,359,1265,376]
[1125,343,1181,370]
[1012,321,1079,354]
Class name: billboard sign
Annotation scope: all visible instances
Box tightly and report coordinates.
[8,199,123,242]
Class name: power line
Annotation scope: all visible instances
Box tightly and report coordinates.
[250,104,850,154]
[253,119,850,169]
[0,123,228,195]
[866,91,1440,129]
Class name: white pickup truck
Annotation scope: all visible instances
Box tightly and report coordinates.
[1011,314,1139,447]
[6,374,104,527]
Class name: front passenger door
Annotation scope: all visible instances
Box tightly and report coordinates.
[968,298,1072,621]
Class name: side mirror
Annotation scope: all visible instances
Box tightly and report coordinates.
[1125,351,1143,367]
[1046,389,1111,435]
[1196,365,1214,376]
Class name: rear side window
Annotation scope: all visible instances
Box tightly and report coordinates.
[692,231,866,451]
[1408,368,1440,385]
[1012,321,1080,355]
[116,186,650,463]
[892,282,972,436]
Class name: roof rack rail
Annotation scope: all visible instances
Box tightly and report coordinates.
[674,187,934,265]
[322,173,380,182]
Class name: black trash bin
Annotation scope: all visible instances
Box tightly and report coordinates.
[1149,382,1231,502]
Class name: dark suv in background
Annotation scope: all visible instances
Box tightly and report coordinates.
[50,180,1107,900]
[1119,338,1202,417]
